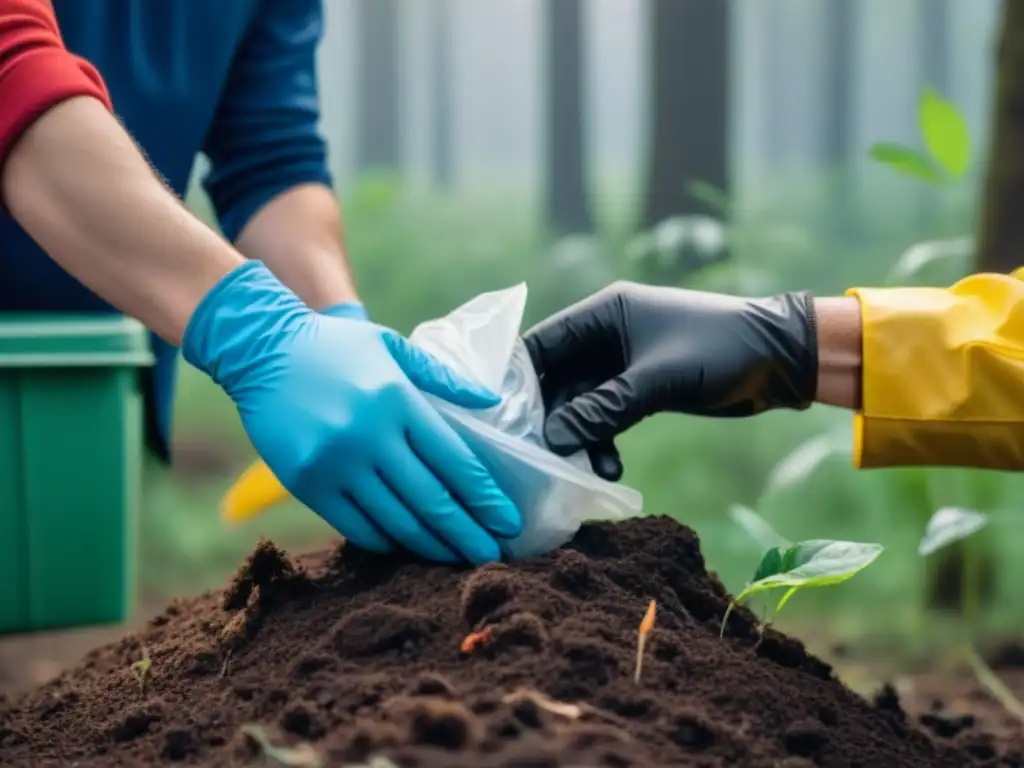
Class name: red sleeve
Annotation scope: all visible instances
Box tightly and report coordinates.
[0,0,112,170]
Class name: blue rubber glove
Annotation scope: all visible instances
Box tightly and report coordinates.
[321,303,370,322]
[183,261,522,564]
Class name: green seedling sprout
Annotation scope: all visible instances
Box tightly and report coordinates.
[760,426,852,500]
[129,644,152,695]
[869,88,976,284]
[870,87,971,187]
[918,507,989,558]
[870,89,975,287]
[884,236,974,288]
[240,724,323,768]
[727,504,789,551]
[722,508,883,637]
[917,508,1024,723]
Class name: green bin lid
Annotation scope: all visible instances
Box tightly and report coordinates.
[0,314,155,368]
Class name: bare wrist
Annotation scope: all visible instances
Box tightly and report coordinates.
[815,297,863,410]
[235,184,360,312]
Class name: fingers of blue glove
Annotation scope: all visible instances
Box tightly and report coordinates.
[404,405,523,545]
[313,492,394,554]
[381,447,503,565]
[349,473,461,564]
[381,330,500,410]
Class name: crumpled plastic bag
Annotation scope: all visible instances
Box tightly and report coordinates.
[409,283,643,559]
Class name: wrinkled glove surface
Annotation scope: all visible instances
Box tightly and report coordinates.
[523,281,818,481]
[184,261,522,564]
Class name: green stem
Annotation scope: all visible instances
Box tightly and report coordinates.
[962,538,979,631]
[964,643,1024,724]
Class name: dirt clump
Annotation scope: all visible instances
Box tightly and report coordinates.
[0,516,1017,766]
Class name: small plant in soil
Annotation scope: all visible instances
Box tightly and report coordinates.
[129,643,152,695]
[722,505,883,637]
[634,600,657,684]
[918,507,1024,723]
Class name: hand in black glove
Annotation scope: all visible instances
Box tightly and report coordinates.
[522,281,819,481]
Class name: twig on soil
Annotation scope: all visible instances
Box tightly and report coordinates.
[240,724,323,768]
[501,689,584,720]
[963,643,1024,724]
[220,649,233,678]
[634,600,657,684]
[129,644,152,695]
[752,621,769,653]
[460,625,494,654]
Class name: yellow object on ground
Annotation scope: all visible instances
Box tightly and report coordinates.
[220,459,289,523]
[849,267,1024,470]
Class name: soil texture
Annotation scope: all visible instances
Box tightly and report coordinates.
[1,516,1021,767]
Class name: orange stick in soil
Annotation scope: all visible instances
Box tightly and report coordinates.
[634,600,656,684]
[460,625,494,654]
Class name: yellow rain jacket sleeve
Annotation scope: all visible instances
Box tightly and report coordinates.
[848,268,1024,470]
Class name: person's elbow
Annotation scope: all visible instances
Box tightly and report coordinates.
[203,128,332,243]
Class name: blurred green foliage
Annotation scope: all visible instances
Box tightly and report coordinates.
[148,168,1022,661]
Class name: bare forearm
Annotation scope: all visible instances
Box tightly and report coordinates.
[1,96,243,345]
[235,183,359,311]
[815,297,863,410]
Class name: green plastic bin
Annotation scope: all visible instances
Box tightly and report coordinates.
[0,315,153,634]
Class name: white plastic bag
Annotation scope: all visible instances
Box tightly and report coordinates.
[409,283,644,559]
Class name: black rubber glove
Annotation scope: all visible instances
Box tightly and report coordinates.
[523,281,819,481]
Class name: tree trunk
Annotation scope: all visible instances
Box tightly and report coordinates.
[919,2,1017,617]
[545,0,593,234]
[431,0,454,189]
[977,0,1024,274]
[643,0,729,228]
[356,0,401,174]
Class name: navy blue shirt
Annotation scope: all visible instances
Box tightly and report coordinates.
[0,0,333,458]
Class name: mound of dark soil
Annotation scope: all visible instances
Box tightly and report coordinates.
[0,516,1017,767]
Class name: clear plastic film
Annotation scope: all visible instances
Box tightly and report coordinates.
[409,283,643,559]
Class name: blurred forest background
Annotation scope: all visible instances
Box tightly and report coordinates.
[147,0,1022,662]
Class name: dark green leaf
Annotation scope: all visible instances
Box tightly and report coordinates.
[752,546,786,582]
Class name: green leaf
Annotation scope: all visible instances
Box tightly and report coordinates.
[918,507,989,557]
[920,87,972,179]
[762,426,852,497]
[752,546,786,583]
[885,236,973,286]
[741,540,883,599]
[687,180,731,215]
[868,143,945,185]
[727,504,790,551]
[720,539,883,636]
